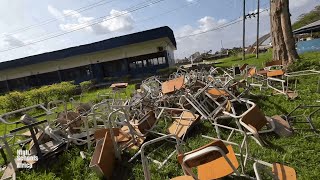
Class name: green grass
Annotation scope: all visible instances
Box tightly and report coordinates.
[1,51,320,179]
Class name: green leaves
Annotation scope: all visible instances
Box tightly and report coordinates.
[0,81,77,112]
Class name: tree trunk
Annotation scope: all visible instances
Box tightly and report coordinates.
[270,0,288,63]
[280,0,300,65]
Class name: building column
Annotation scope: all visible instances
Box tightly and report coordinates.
[89,64,95,79]
[57,70,62,82]
[5,79,10,92]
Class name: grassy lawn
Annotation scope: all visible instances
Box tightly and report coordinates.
[1,51,320,179]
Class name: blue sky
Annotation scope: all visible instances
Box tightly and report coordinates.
[0,0,318,61]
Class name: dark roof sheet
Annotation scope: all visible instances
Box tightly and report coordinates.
[293,20,320,34]
[0,26,176,71]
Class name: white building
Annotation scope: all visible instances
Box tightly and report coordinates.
[0,26,177,92]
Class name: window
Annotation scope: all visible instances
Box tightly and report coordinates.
[143,60,147,67]
[129,62,136,70]
[158,57,166,64]
[136,61,143,68]
[152,58,158,65]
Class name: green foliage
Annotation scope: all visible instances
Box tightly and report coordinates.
[5,91,28,111]
[1,81,77,112]
[288,52,320,71]
[292,5,320,30]
[80,80,94,92]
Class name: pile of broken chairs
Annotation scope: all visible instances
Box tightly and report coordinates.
[230,60,320,100]
[0,63,318,180]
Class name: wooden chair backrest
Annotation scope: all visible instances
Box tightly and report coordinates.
[272,163,297,180]
[207,88,229,97]
[265,60,282,67]
[248,68,256,77]
[162,76,185,94]
[241,105,268,131]
[177,140,229,168]
[240,63,248,71]
[267,70,284,77]
[137,111,157,134]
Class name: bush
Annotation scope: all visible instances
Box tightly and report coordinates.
[288,59,320,72]
[80,80,94,92]
[5,91,28,111]
[1,81,77,112]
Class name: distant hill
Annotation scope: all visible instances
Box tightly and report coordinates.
[292,5,320,30]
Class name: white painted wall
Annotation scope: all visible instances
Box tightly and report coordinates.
[0,37,176,81]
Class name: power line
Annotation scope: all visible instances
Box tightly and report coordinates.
[176,8,269,40]
[15,0,162,43]
[70,0,199,50]
[0,0,166,53]
[2,0,118,37]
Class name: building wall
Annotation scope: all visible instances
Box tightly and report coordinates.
[0,37,176,81]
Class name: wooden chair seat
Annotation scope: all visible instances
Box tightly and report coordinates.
[121,125,146,150]
[110,83,128,89]
[197,145,239,180]
[286,91,298,99]
[272,163,297,180]
[90,132,115,178]
[207,88,229,97]
[241,105,268,132]
[257,70,269,76]
[168,112,200,138]
[170,176,194,180]
[267,70,284,77]
[266,60,282,67]
[162,76,185,94]
[248,68,256,77]
[94,128,131,143]
[271,115,293,137]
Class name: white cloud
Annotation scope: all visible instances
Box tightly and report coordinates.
[58,8,134,34]
[48,5,65,21]
[175,14,271,58]
[99,9,134,33]
[290,0,310,9]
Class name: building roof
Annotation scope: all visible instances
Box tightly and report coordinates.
[293,20,320,34]
[0,26,176,71]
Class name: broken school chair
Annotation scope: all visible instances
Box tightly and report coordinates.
[140,135,248,180]
[221,99,276,146]
[89,128,131,179]
[173,137,296,180]
[245,67,269,90]
[156,107,200,140]
[273,104,320,134]
[139,135,184,180]
[266,69,298,99]
[107,108,158,151]
[161,76,185,95]
[264,60,283,71]
[175,140,243,180]
[254,161,297,180]
[227,63,248,77]
[10,120,66,168]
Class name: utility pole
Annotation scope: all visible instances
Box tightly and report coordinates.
[242,0,246,60]
[256,0,260,58]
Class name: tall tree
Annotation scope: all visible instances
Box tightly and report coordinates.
[270,0,299,66]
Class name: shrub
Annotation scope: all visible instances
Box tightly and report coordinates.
[2,81,77,112]
[5,91,28,111]
[80,80,94,92]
